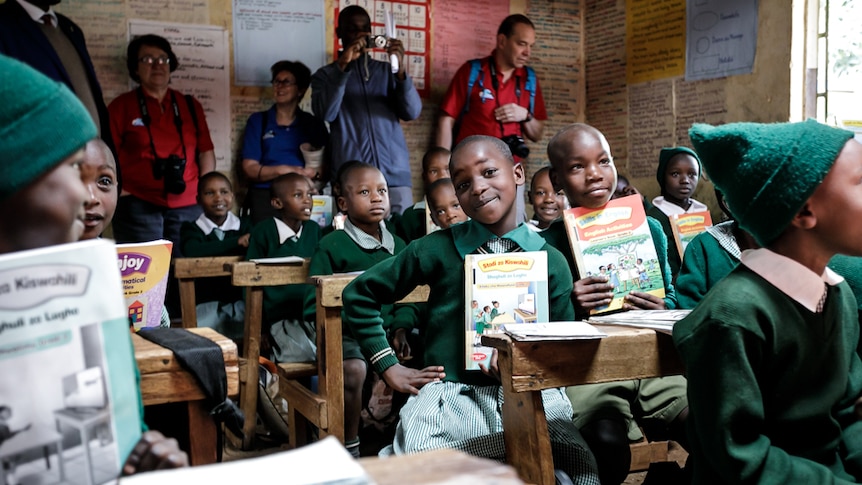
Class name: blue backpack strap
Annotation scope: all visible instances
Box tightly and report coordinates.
[461,58,483,116]
[524,66,536,115]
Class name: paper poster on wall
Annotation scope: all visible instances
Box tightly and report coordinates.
[626,0,686,84]
[334,0,431,98]
[128,20,232,172]
[685,0,757,81]
[233,0,326,86]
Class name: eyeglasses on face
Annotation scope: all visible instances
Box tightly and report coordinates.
[139,56,171,66]
[272,78,297,87]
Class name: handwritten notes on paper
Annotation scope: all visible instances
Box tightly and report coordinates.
[129,21,232,171]
[685,0,757,81]
[233,0,326,87]
[628,80,675,178]
[626,0,686,84]
[430,0,509,97]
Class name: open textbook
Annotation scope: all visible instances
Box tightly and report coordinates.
[119,436,372,484]
[563,194,666,314]
[588,309,692,334]
[464,251,549,370]
[0,239,143,485]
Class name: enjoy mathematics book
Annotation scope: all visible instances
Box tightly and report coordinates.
[670,210,713,261]
[116,239,172,331]
[464,251,548,370]
[311,195,333,230]
[0,239,143,484]
[563,194,666,314]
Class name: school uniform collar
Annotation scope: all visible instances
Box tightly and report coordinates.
[274,217,303,244]
[195,211,241,235]
[740,248,844,313]
[17,0,57,26]
[451,220,546,258]
[343,217,395,254]
[651,196,708,216]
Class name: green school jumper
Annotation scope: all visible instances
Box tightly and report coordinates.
[245,218,321,324]
[179,216,252,304]
[673,265,862,484]
[675,224,740,309]
[396,201,426,242]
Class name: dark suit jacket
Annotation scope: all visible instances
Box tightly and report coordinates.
[0,0,113,150]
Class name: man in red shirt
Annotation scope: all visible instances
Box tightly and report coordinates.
[435,14,546,223]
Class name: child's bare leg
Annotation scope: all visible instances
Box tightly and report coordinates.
[343,358,367,456]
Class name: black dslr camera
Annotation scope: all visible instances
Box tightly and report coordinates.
[152,154,187,194]
[501,134,530,158]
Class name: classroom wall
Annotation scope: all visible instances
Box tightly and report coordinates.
[585,0,795,222]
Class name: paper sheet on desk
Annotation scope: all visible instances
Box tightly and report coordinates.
[249,256,305,264]
[503,321,607,341]
[118,436,374,484]
[588,309,691,335]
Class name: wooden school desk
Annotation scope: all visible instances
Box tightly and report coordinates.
[482,325,684,485]
[133,327,239,465]
[360,447,523,484]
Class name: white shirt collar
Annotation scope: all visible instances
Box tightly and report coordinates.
[740,248,844,313]
[195,212,241,235]
[651,196,709,216]
[17,0,57,26]
[274,217,303,244]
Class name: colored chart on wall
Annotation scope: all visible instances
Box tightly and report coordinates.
[336,0,431,98]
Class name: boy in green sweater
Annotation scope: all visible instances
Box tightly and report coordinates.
[396,147,451,241]
[180,171,252,339]
[673,120,862,484]
[543,123,687,485]
[306,162,418,458]
[341,136,600,483]
[246,173,321,362]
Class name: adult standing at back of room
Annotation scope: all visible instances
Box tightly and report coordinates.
[108,34,215,256]
[311,5,422,216]
[435,14,547,223]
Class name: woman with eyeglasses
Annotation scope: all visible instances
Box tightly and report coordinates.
[107,34,215,258]
[239,60,329,224]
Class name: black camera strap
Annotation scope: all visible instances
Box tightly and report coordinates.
[135,87,189,173]
[487,59,522,138]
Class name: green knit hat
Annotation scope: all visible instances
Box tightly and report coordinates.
[689,119,854,246]
[0,54,96,201]
[656,146,701,189]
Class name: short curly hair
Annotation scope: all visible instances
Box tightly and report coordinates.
[126,34,179,83]
[270,60,312,93]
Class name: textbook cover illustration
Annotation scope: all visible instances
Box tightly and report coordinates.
[670,211,713,261]
[563,194,665,314]
[0,239,143,484]
[312,195,333,230]
[464,251,549,370]
[116,239,172,331]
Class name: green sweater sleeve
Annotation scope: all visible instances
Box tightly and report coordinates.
[647,216,677,309]
[647,206,681,279]
[675,234,714,309]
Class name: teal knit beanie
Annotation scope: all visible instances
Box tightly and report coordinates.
[656,146,701,189]
[689,119,854,246]
[0,55,96,201]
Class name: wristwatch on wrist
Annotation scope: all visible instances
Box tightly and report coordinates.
[523,112,533,123]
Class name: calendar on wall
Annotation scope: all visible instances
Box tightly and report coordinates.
[336,0,431,98]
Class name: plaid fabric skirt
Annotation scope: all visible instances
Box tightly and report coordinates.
[380,381,600,484]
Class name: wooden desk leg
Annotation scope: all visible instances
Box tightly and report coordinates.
[498,348,555,485]
[187,400,217,465]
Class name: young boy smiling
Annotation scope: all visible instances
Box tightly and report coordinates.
[340,136,599,483]
[543,123,687,485]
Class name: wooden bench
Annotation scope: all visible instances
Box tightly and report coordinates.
[175,256,243,329]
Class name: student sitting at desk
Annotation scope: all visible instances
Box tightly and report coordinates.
[342,136,600,484]
[0,54,186,476]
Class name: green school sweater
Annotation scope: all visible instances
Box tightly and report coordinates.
[646,205,682,280]
[673,266,862,484]
[179,216,252,303]
[342,220,575,386]
[245,219,321,324]
[675,228,739,309]
[396,202,426,242]
[302,228,417,333]
[540,216,677,312]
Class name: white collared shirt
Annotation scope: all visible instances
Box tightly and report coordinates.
[651,196,709,217]
[17,0,57,26]
[740,248,844,313]
[195,212,241,236]
[274,217,303,244]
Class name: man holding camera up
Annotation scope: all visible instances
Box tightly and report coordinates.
[436,14,546,223]
[312,5,421,215]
